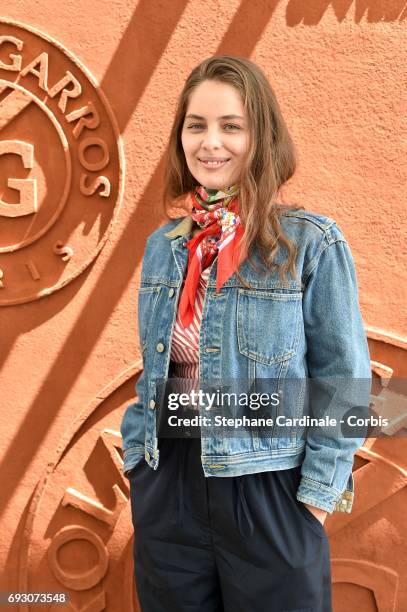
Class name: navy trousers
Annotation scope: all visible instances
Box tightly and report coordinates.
[129,437,332,612]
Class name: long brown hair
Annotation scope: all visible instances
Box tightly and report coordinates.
[162,55,304,286]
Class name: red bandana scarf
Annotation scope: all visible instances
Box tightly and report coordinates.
[179,184,245,327]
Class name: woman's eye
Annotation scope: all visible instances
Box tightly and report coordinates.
[186,124,241,130]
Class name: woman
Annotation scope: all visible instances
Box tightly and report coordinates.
[121,55,371,611]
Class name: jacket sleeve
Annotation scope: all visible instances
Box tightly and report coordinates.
[296,233,372,513]
[120,368,146,477]
[119,244,151,478]
[120,236,155,477]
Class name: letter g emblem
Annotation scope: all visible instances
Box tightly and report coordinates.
[0,140,37,217]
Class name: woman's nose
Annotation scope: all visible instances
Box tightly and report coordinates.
[201,128,222,149]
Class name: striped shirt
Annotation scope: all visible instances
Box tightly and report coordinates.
[170,266,211,379]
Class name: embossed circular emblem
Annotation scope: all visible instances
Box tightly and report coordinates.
[0,19,124,305]
[18,364,143,611]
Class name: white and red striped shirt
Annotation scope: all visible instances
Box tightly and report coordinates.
[170,266,211,379]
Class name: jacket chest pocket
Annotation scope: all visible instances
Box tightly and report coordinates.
[138,286,161,353]
[237,289,302,365]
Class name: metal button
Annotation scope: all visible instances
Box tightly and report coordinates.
[149,399,156,409]
[168,288,175,298]
[204,347,220,353]
[156,342,165,352]
[145,450,151,461]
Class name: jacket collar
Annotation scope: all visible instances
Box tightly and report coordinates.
[164,216,193,238]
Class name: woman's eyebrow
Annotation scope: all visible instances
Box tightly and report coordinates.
[185,114,244,120]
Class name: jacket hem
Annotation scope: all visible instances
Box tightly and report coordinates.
[201,450,305,476]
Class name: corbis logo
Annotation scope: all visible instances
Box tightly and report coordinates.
[0,19,124,305]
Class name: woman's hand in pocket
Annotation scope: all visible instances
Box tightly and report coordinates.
[303,502,328,525]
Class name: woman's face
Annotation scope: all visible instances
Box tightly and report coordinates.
[181,80,249,190]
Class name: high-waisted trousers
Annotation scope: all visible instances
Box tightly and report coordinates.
[129,437,332,612]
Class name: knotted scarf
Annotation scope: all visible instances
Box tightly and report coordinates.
[178,184,245,327]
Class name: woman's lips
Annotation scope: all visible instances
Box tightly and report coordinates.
[198,158,230,169]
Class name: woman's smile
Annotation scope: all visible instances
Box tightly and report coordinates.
[198,158,231,170]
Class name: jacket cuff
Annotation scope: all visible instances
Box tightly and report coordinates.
[296,471,355,514]
[122,445,145,477]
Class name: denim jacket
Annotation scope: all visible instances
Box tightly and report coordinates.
[120,208,372,513]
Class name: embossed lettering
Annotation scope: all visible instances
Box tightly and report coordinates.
[66,102,100,139]
[78,137,109,172]
[80,174,110,198]
[48,526,108,589]
[0,35,23,71]
[62,486,127,528]
[20,51,49,91]
[48,71,82,114]
[0,20,121,305]
[61,430,128,527]
[100,429,128,481]
[0,141,37,217]
[53,241,74,262]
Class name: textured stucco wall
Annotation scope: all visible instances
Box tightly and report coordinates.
[0,1,405,610]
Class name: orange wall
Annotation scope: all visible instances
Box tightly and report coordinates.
[0,2,405,611]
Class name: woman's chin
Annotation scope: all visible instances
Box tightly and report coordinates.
[194,173,235,190]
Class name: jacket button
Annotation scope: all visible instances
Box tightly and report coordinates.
[156,342,165,352]
[149,399,156,409]
[145,450,151,461]
[168,288,175,297]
